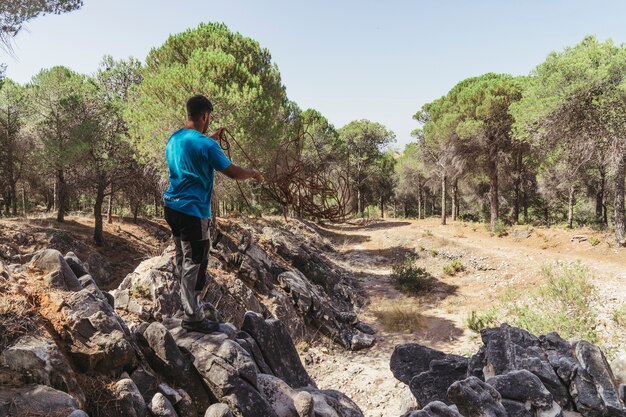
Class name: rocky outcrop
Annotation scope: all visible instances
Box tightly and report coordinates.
[393,324,626,417]
[112,219,373,351]
[1,248,364,417]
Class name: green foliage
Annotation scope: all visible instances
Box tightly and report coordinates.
[612,304,626,327]
[466,309,498,333]
[589,236,601,246]
[443,259,464,275]
[391,256,434,294]
[466,262,599,343]
[130,283,150,299]
[490,220,509,237]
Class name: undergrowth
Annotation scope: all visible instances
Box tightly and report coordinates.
[443,259,464,275]
[391,256,434,294]
[466,261,598,343]
[0,281,38,351]
[371,299,423,333]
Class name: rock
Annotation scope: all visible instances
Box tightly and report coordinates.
[131,367,160,404]
[0,334,85,407]
[486,370,554,409]
[86,251,115,287]
[294,391,315,417]
[205,403,234,417]
[65,252,89,278]
[447,376,507,417]
[140,322,211,411]
[410,401,465,417]
[611,352,626,385]
[409,356,469,406]
[158,383,182,405]
[501,400,533,417]
[236,331,273,375]
[30,248,82,291]
[391,344,447,385]
[63,288,136,373]
[574,341,625,417]
[350,331,375,351]
[149,392,178,417]
[256,373,299,417]
[241,311,314,389]
[570,365,607,417]
[467,346,487,380]
[481,324,540,377]
[67,411,91,417]
[354,321,375,335]
[174,389,198,417]
[112,378,148,417]
[0,384,78,416]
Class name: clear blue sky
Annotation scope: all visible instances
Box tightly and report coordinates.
[3,0,626,148]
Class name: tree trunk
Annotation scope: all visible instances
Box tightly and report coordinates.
[451,178,458,222]
[596,169,605,225]
[133,206,139,224]
[21,188,26,217]
[417,184,422,219]
[614,153,626,244]
[522,191,529,224]
[488,145,499,230]
[357,187,362,216]
[567,185,575,229]
[107,193,113,224]
[441,174,447,225]
[56,169,66,223]
[380,196,384,218]
[93,184,106,246]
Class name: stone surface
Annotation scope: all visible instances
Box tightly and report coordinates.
[30,248,82,291]
[241,311,314,389]
[447,376,508,417]
[486,370,554,409]
[391,344,447,385]
[0,334,85,407]
[112,378,148,417]
[205,403,234,417]
[149,392,178,417]
[350,331,375,351]
[409,356,469,406]
[0,384,78,416]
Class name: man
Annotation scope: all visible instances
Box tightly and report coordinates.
[164,95,263,333]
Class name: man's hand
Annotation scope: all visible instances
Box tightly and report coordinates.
[209,127,226,141]
[252,169,264,184]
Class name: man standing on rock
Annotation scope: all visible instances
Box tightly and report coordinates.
[163,95,263,333]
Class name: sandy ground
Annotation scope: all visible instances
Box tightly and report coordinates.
[305,218,626,417]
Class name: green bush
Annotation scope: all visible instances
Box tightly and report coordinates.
[465,262,599,343]
[612,304,626,327]
[490,220,509,237]
[391,256,434,294]
[130,283,150,299]
[467,309,498,333]
[589,236,601,246]
[443,259,464,275]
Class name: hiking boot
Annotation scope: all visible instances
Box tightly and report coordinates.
[181,318,220,334]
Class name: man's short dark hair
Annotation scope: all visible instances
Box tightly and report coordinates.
[187,95,213,121]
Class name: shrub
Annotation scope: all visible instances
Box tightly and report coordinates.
[589,236,601,246]
[443,259,464,275]
[130,283,150,299]
[490,220,509,237]
[391,256,434,294]
[467,309,498,333]
[612,304,626,327]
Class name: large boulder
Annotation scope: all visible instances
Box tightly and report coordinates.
[0,384,79,416]
[241,311,315,389]
[409,356,469,407]
[391,344,448,385]
[0,334,85,407]
[447,377,508,417]
[30,248,82,291]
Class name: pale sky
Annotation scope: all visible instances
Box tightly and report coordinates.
[3,0,626,148]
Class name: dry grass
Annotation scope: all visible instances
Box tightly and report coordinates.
[371,299,424,333]
[0,281,38,351]
[79,374,120,417]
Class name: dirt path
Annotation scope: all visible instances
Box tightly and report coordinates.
[305,218,626,417]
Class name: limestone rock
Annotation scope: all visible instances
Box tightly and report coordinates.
[30,248,82,291]
[0,384,78,416]
[205,403,234,417]
[149,392,178,417]
[112,378,148,417]
[447,376,508,417]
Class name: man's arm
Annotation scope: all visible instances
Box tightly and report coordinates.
[222,164,263,182]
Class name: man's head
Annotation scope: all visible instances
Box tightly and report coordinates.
[186,95,213,134]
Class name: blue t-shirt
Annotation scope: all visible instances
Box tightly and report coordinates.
[163,128,231,218]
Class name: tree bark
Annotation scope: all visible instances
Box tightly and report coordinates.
[56,169,66,223]
[596,168,606,225]
[107,193,113,224]
[93,184,106,246]
[614,153,626,244]
[451,178,458,222]
[567,185,575,229]
[380,196,384,218]
[488,144,499,230]
[441,174,447,225]
[417,183,422,219]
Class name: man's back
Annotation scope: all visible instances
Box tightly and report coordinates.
[164,128,231,219]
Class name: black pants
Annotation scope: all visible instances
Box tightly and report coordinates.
[164,206,210,322]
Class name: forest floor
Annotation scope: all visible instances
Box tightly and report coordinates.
[305,217,626,417]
